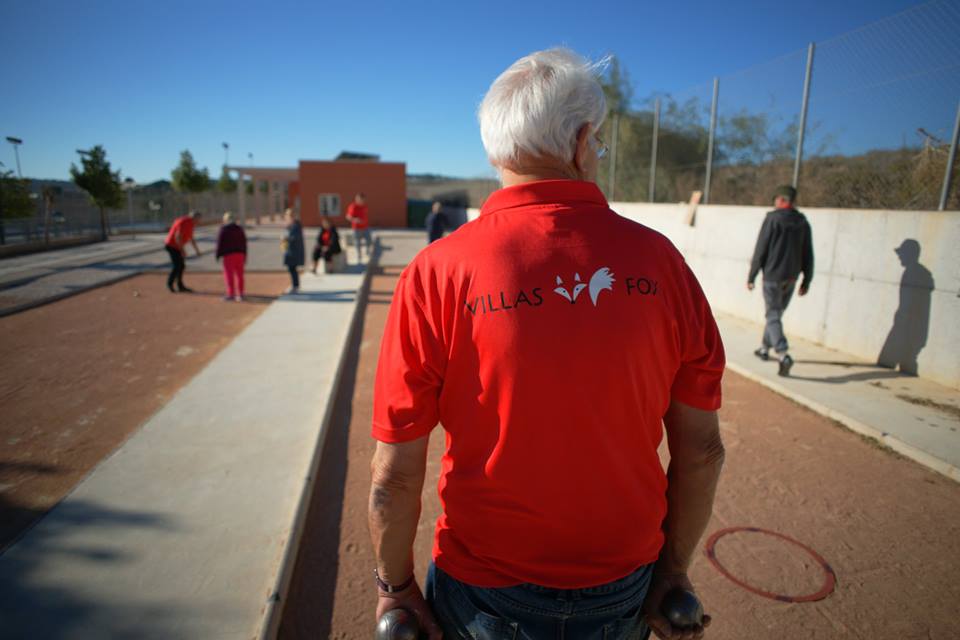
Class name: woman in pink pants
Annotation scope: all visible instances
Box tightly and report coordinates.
[215,212,247,301]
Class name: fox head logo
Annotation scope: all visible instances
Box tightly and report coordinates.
[553,267,615,307]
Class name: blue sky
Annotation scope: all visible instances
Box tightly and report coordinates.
[0,0,948,182]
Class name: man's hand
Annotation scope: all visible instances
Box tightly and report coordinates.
[376,582,442,640]
[642,570,711,640]
[746,282,754,291]
[798,283,808,296]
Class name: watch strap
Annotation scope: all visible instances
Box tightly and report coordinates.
[375,569,415,593]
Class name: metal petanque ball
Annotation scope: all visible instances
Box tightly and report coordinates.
[376,608,420,640]
[660,587,704,629]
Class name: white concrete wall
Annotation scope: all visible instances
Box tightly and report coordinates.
[467,204,960,389]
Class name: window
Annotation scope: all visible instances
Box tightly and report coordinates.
[318,193,341,216]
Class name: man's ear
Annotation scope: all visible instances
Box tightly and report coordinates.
[573,124,591,174]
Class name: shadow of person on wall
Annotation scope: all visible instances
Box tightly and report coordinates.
[877,239,934,376]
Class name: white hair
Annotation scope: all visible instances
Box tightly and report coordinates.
[479,48,608,169]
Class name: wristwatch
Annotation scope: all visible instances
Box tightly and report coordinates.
[375,568,415,593]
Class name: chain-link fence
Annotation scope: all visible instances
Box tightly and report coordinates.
[0,185,273,248]
[603,0,960,211]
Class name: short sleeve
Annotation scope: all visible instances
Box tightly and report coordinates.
[372,266,446,442]
[670,261,725,410]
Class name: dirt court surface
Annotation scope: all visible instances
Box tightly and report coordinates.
[0,272,289,550]
[280,267,960,640]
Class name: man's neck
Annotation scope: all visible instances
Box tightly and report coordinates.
[499,163,582,188]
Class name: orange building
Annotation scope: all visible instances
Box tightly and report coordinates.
[231,153,406,227]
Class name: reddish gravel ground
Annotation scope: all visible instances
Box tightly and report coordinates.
[280,267,960,640]
[0,272,289,551]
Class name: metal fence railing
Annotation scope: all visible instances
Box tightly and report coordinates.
[0,187,270,248]
[600,0,960,211]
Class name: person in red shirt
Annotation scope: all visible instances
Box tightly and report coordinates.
[368,48,725,640]
[345,192,372,261]
[164,211,202,293]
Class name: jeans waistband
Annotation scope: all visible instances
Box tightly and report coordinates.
[516,563,653,598]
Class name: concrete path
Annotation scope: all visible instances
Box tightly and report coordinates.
[0,225,344,316]
[0,254,370,638]
[718,313,960,480]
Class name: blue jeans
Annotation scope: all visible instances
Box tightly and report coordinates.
[353,228,372,257]
[426,562,653,640]
[762,279,796,353]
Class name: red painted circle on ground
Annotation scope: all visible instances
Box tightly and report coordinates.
[705,526,836,603]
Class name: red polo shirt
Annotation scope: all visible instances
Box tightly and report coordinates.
[372,180,724,588]
[347,202,368,229]
[165,216,195,250]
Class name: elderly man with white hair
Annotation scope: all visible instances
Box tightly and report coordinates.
[368,48,725,640]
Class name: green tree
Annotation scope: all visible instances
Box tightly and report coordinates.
[0,171,34,219]
[0,170,35,245]
[217,165,237,193]
[70,145,123,240]
[601,56,632,115]
[171,150,211,209]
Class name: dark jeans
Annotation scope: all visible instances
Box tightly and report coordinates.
[165,245,185,290]
[426,562,653,640]
[353,227,372,258]
[287,264,300,289]
[762,279,796,354]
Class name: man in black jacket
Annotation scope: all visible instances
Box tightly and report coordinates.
[747,185,814,376]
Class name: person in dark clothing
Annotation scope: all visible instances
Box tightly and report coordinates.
[282,208,305,294]
[747,185,814,377]
[425,201,447,244]
[215,212,247,301]
[311,216,342,274]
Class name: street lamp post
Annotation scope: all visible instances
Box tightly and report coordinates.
[6,137,23,178]
[123,177,136,233]
[223,142,229,167]
[0,160,6,245]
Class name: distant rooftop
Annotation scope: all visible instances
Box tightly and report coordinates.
[334,151,379,162]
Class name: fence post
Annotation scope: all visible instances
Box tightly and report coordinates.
[704,77,719,204]
[608,113,620,201]
[793,42,815,189]
[649,98,660,202]
[238,172,247,226]
[939,99,960,211]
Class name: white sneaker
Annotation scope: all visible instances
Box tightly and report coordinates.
[234,295,243,302]
[283,286,299,294]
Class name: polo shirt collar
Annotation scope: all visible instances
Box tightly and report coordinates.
[480,180,608,216]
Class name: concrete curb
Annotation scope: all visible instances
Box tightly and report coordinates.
[726,362,960,483]
[256,242,379,640]
[0,270,143,318]
[0,235,102,259]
